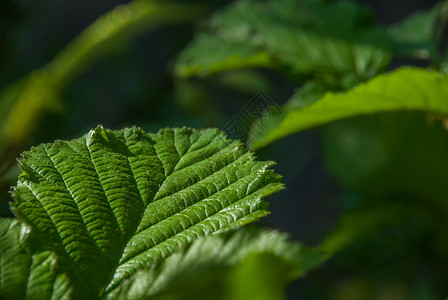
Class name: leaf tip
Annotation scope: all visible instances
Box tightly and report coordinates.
[87,124,110,145]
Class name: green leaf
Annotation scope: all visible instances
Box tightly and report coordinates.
[389,1,448,61]
[175,34,273,78]
[114,227,325,300]
[5,126,283,299]
[0,218,73,300]
[176,0,392,82]
[249,67,448,149]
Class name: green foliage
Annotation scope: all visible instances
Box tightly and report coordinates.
[0,218,73,299]
[389,1,448,62]
[177,0,392,85]
[1,126,291,299]
[2,0,448,298]
[249,67,448,149]
[174,0,448,297]
[115,227,324,300]
[176,0,448,152]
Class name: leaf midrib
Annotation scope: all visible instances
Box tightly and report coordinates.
[117,159,268,267]
[104,167,273,297]
[102,143,274,296]
[99,130,243,296]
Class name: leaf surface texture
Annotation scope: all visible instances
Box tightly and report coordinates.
[5,126,282,298]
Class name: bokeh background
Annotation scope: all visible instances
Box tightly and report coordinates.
[1,0,446,298]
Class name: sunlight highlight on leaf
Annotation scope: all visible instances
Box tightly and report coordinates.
[3,126,283,299]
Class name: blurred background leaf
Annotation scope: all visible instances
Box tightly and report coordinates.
[249,67,448,149]
[389,0,448,62]
[177,0,393,85]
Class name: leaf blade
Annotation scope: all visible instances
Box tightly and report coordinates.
[9,126,283,298]
[113,228,325,300]
[176,0,392,82]
[0,218,74,300]
[249,67,448,149]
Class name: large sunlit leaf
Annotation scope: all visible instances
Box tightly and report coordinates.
[176,0,392,82]
[249,67,448,149]
[4,126,283,299]
[114,227,325,300]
